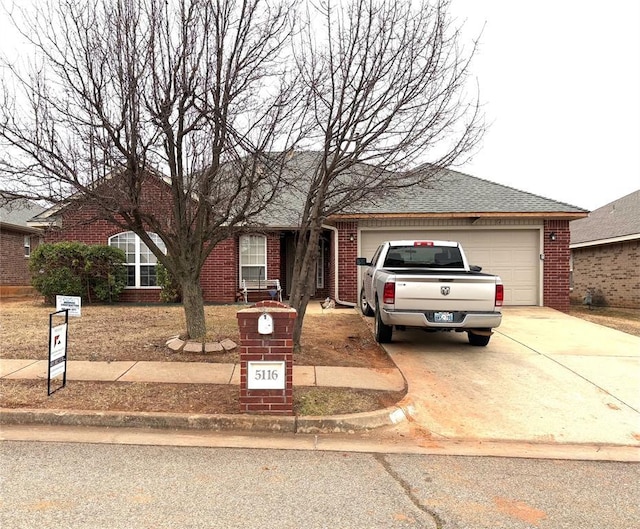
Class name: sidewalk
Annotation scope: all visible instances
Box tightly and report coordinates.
[0,359,404,391]
[0,358,410,434]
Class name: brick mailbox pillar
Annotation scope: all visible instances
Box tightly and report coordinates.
[237,300,297,415]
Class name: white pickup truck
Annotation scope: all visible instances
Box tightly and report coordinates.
[357,240,503,345]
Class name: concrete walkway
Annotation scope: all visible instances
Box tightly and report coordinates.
[0,359,405,392]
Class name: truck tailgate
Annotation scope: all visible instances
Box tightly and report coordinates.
[392,273,498,312]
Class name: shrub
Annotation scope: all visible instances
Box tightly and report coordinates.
[84,245,128,302]
[30,242,127,304]
[156,263,182,303]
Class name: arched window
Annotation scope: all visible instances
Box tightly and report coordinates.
[108,232,166,288]
[239,234,267,282]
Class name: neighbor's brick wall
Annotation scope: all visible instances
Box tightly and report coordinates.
[543,220,571,312]
[0,229,41,286]
[570,240,639,308]
[336,221,359,303]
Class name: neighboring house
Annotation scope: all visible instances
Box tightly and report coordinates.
[0,197,45,297]
[570,190,640,308]
[27,152,587,311]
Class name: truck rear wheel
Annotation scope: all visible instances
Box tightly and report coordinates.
[374,306,393,343]
[360,288,374,316]
[468,331,491,346]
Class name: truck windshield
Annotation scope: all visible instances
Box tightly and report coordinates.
[383,246,464,268]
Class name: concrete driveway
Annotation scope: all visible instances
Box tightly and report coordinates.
[383,307,640,447]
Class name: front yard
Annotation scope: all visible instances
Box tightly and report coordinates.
[0,299,401,416]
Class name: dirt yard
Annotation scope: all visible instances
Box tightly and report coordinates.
[0,299,399,416]
[567,305,640,337]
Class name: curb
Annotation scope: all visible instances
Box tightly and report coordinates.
[0,403,413,434]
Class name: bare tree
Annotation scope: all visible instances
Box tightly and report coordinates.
[287,0,485,345]
[0,0,302,338]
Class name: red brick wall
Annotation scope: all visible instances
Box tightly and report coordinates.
[543,220,571,311]
[266,233,281,282]
[237,300,295,415]
[0,229,41,286]
[570,240,639,308]
[44,191,284,303]
[336,221,359,303]
[202,238,238,302]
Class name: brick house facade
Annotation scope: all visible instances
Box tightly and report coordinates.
[571,241,640,308]
[27,162,586,310]
[0,199,44,297]
[543,220,572,312]
[0,228,41,286]
[570,190,639,309]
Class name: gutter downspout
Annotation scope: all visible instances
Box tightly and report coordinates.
[323,224,356,307]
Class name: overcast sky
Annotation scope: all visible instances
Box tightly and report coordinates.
[448,0,640,211]
[1,1,638,211]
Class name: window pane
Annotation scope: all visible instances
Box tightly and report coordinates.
[140,265,157,287]
[126,265,136,287]
[149,233,166,253]
[241,266,267,282]
[240,235,266,283]
[110,233,136,263]
[240,235,265,264]
[140,245,155,264]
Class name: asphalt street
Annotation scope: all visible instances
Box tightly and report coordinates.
[1,441,638,529]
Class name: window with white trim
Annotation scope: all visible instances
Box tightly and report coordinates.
[239,234,267,282]
[24,236,31,257]
[108,231,166,287]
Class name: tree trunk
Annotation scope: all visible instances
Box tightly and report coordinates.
[181,277,207,339]
[290,226,321,347]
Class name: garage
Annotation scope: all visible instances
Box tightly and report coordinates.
[359,227,541,306]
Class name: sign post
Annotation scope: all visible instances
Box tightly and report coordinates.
[48,309,69,396]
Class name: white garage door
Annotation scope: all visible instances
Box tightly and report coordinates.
[360,229,540,305]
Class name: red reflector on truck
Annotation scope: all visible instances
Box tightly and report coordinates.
[414,241,434,246]
[495,284,504,307]
[383,282,396,304]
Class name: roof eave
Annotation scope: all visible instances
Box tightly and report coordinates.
[329,211,589,221]
[0,221,44,234]
[570,233,640,249]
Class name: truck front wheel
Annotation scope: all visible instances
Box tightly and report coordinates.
[374,305,393,343]
[360,287,374,316]
[468,331,491,346]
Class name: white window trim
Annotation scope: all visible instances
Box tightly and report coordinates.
[239,234,268,284]
[108,232,165,289]
[24,235,31,258]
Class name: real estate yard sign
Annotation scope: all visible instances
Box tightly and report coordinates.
[56,295,81,317]
[48,309,69,396]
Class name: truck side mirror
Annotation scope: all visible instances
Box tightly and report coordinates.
[470,265,482,272]
[356,257,370,266]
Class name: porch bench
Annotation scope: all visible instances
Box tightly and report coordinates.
[241,278,283,303]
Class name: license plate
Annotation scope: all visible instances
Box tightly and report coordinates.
[434,311,453,323]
